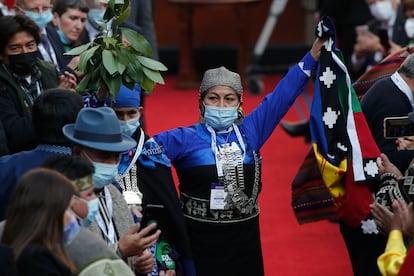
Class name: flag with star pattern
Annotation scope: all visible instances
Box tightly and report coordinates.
[309,17,380,227]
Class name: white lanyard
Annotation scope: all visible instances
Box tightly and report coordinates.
[95,186,116,244]
[206,123,246,177]
[120,128,144,177]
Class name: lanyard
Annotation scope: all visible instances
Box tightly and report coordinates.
[206,123,246,177]
[95,186,116,244]
[120,128,144,177]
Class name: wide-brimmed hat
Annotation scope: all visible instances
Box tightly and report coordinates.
[63,107,137,152]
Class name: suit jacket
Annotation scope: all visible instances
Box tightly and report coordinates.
[361,77,414,173]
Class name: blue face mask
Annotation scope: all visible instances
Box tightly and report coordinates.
[88,8,105,27]
[119,117,140,137]
[24,10,53,30]
[92,161,119,189]
[80,198,99,226]
[204,105,238,131]
[57,29,72,45]
[64,210,80,246]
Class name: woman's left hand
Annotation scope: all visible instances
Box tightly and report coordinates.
[310,37,327,61]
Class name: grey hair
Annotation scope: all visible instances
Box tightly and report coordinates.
[398,54,414,79]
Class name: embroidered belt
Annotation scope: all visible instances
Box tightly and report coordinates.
[180,192,259,224]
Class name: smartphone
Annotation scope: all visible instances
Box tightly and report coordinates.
[140,204,166,235]
[378,28,391,52]
[383,116,414,138]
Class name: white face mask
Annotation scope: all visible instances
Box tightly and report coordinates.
[405,18,414,39]
[369,1,394,21]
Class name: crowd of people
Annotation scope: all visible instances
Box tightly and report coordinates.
[2,0,414,275]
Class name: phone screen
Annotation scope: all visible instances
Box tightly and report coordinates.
[384,116,414,138]
[140,204,165,235]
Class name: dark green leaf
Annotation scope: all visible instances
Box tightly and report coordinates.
[78,45,100,72]
[65,43,91,56]
[126,62,144,83]
[102,50,117,75]
[76,73,91,93]
[120,27,153,56]
[114,6,130,26]
[137,56,168,71]
[143,67,165,84]
[105,73,122,99]
[103,37,118,49]
[141,76,155,93]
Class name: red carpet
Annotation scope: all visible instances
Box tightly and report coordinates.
[145,75,353,276]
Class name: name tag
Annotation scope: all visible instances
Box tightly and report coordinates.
[123,191,142,205]
[210,183,227,210]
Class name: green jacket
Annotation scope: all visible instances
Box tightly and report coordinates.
[0,60,60,153]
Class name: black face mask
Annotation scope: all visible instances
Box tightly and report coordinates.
[8,51,38,76]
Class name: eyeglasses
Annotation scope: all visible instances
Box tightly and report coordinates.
[17,5,53,14]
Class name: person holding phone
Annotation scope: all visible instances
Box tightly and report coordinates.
[63,107,161,274]
[351,0,409,78]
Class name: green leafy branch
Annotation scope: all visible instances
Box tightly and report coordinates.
[65,0,167,99]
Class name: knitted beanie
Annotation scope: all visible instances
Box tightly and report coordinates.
[199,66,243,101]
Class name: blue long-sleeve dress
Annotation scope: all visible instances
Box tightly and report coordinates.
[141,52,317,276]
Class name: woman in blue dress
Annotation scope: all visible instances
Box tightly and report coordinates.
[140,37,325,276]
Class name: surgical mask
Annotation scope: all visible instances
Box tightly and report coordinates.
[80,198,99,226]
[405,18,414,39]
[8,51,38,76]
[92,161,119,189]
[63,210,80,246]
[24,10,53,30]
[57,29,72,45]
[88,8,105,28]
[204,105,238,131]
[119,117,140,137]
[369,1,394,21]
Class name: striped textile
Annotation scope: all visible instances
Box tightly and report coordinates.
[353,47,414,98]
[292,17,381,228]
[291,149,337,224]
